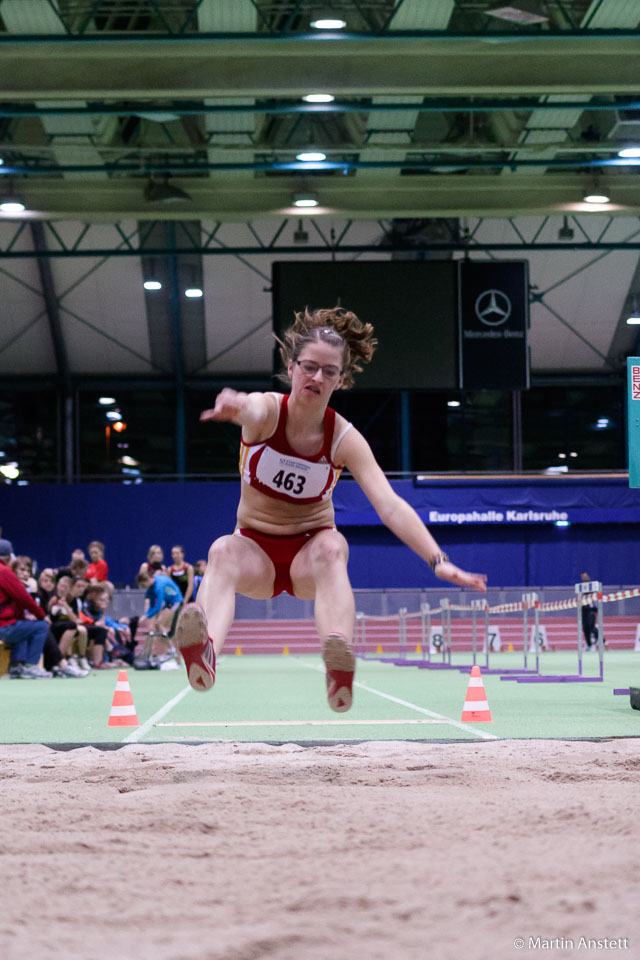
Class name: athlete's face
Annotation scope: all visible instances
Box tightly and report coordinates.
[289,341,344,401]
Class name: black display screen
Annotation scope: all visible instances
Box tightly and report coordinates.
[272,260,460,390]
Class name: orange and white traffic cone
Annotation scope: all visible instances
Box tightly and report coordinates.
[107,670,139,727]
[460,665,493,722]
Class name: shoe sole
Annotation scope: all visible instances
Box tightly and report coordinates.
[175,603,215,692]
[322,633,355,713]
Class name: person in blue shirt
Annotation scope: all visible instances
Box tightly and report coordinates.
[137,570,182,629]
[135,570,183,666]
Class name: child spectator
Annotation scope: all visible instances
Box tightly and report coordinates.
[12,556,37,596]
[101,582,134,664]
[67,578,91,670]
[47,576,90,676]
[137,569,182,633]
[80,583,111,668]
[57,549,87,580]
[169,544,194,605]
[36,568,57,609]
[135,569,182,664]
[137,544,167,584]
[86,541,109,583]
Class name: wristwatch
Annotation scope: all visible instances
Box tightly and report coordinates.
[429,552,450,571]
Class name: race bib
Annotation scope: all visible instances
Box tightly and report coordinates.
[254,446,332,499]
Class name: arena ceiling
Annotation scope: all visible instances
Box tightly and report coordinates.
[0,0,639,382]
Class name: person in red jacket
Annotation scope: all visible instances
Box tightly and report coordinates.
[0,538,51,679]
[86,541,109,583]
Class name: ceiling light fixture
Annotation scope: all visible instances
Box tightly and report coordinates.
[184,287,203,298]
[296,150,327,162]
[447,400,461,408]
[143,280,162,291]
[583,178,610,204]
[302,94,335,104]
[144,177,192,204]
[0,462,19,480]
[293,192,319,208]
[618,146,640,159]
[485,1,549,24]
[310,13,347,30]
[0,194,26,214]
[98,397,116,406]
[627,295,640,324]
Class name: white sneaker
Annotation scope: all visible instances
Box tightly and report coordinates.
[54,661,88,678]
[77,656,91,671]
[21,663,53,679]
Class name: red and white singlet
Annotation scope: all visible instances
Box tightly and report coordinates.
[239,393,352,505]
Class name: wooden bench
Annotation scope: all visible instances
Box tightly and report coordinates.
[0,640,10,677]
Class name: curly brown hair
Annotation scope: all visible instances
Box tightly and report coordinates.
[276,306,377,390]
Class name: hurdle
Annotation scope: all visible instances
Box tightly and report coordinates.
[416,598,460,670]
[355,599,465,670]
[354,608,410,662]
[470,593,542,677]
[498,593,543,680]
[514,580,605,683]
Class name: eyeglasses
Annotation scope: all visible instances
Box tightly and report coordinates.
[295,359,343,380]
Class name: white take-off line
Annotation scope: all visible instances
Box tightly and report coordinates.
[156,718,451,727]
[293,657,499,741]
[122,685,192,744]
[123,657,497,742]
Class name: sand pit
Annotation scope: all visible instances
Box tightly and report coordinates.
[0,738,638,960]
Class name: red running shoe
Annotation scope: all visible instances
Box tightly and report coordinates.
[175,603,216,692]
[322,633,355,713]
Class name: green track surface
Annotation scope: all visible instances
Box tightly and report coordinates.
[0,652,638,745]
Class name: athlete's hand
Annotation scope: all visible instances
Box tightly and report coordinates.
[200,388,248,423]
[434,561,487,592]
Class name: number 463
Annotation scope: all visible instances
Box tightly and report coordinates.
[272,470,306,495]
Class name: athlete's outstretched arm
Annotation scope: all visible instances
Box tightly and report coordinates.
[338,428,487,592]
[200,389,278,441]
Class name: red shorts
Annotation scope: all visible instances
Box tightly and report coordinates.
[236,526,333,597]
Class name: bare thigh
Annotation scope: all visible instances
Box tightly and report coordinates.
[204,534,277,600]
[289,529,350,599]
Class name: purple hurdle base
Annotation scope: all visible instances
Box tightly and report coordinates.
[469,668,539,676]
[416,662,459,670]
[613,688,630,695]
[514,675,603,683]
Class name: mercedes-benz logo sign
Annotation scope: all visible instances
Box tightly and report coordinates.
[474,289,512,327]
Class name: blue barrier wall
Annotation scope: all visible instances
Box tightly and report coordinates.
[1,478,639,588]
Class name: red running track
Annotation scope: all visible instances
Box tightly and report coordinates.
[224,616,639,655]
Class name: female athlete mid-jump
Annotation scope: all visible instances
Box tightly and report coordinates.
[176,307,487,712]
